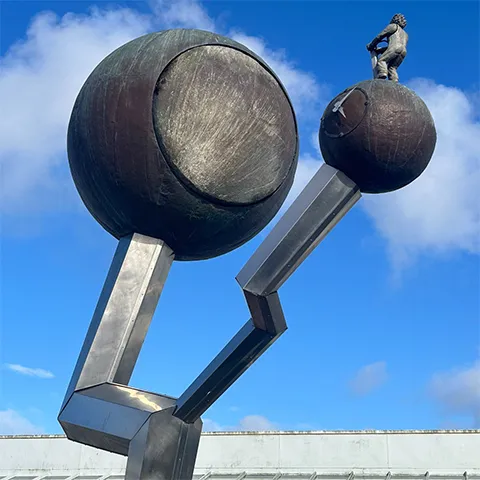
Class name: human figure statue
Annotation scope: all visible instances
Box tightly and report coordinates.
[366,13,408,83]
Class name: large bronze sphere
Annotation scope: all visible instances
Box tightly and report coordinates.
[319,79,436,193]
[68,29,298,260]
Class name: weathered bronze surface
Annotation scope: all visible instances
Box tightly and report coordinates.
[319,80,436,193]
[367,13,408,83]
[67,29,298,260]
[154,45,295,206]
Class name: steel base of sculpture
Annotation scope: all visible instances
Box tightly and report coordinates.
[58,164,360,478]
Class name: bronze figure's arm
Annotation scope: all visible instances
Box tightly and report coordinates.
[366,24,397,51]
[373,46,388,55]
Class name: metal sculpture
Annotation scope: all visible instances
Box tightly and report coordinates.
[319,80,436,193]
[67,29,297,260]
[367,13,408,83]
[319,15,436,194]
[60,24,436,480]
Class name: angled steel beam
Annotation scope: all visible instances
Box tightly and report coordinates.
[58,234,202,479]
[60,164,361,479]
[60,233,173,414]
[174,164,360,423]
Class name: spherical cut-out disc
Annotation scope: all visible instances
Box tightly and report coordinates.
[153,45,297,206]
[322,88,368,138]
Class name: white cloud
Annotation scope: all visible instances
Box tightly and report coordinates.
[257,154,322,239]
[349,361,388,396]
[285,154,322,206]
[363,79,480,270]
[429,358,480,428]
[238,414,278,431]
[152,0,215,31]
[0,8,151,214]
[0,0,324,221]
[203,414,278,431]
[228,32,324,119]
[0,409,43,434]
[278,80,480,272]
[2,0,477,273]
[154,1,328,118]
[5,363,54,379]
[202,418,223,431]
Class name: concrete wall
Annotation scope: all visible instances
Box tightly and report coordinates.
[1,431,479,478]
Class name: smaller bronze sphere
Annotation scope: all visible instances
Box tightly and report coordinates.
[319,79,436,193]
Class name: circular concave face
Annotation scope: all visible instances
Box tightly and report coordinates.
[153,45,297,206]
[322,88,368,138]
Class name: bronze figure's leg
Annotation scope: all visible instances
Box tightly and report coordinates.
[387,53,405,82]
[376,49,399,79]
[388,66,399,82]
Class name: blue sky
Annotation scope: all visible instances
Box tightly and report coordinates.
[0,0,479,435]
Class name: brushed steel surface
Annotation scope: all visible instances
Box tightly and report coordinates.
[127,409,202,480]
[58,234,196,479]
[61,233,173,413]
[61,165,361,479]
[236,163,361,295]
[175,164,360,423]
[59,384,176,455]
